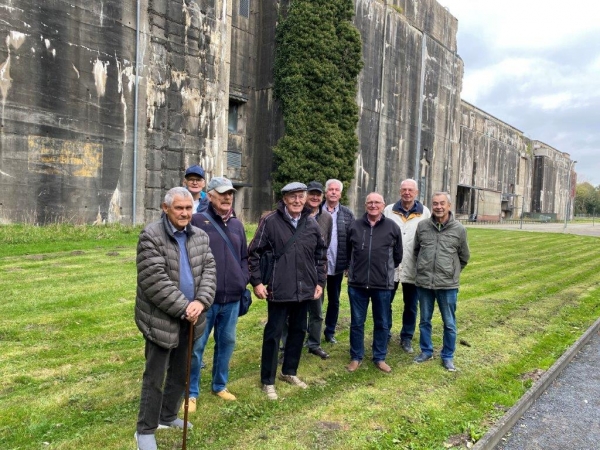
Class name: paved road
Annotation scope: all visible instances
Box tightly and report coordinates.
[495,330,600,450]
[465,222,600,238]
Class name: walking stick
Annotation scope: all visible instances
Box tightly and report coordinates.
[182,322,194,450]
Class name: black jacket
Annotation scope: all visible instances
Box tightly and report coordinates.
[322,201,355,274]
[248,201,328,302]
[347,213,403,290]
[191,203,249,304]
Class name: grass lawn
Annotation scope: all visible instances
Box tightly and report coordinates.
[0,224,599,450]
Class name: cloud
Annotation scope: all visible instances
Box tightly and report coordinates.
[439,0,600,185]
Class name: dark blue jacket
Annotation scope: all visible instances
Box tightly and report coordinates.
[248,201,328,302]
[192,204,249,304]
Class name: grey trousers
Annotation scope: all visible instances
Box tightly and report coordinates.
[305,294,325,349]
[136,322,190,434]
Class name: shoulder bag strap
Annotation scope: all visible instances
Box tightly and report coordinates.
[274,218,306,260]
[201,212,241,266]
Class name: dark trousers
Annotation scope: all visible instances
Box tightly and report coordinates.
[136,322,190,434]
[389,281,419,341]
[324,272,344,339]
[261,301,309,385]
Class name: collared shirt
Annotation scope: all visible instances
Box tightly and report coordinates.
[168,220,195,302]
[284,207,300,228]
[398,201,418,218]
[323,203,339,275]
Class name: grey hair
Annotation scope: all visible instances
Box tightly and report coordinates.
[432,191,452,204]
[400,179,418,190]
[325,179,343,192]
[164,187,193,206]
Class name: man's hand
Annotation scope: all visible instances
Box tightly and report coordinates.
[185,300,204,323]
[253,283,268,299]
[313,285,323,299]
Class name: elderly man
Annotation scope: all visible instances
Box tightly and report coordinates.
[187,177,249,407]
[183,164,209,213]
[321,179,355,344]
[346,193,402,374]
[248,182,327,400]
[304,181,333,358]
[383,179,431,353]
[413,192,470,372]
[134,187,216,450]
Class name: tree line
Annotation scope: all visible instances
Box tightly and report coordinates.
[575,182,600,215]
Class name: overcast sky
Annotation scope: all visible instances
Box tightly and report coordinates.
[438,0,600,186]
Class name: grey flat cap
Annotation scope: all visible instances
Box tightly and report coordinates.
[207,176,237,193]
[281,182,307,194]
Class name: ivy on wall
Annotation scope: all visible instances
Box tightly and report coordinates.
[272,0,363,198]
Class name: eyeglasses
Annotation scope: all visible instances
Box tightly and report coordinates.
[366,201,383,206]
[186,178,203,184]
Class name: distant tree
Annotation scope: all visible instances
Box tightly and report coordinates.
[574,182,600,215]
[272,0,363,199]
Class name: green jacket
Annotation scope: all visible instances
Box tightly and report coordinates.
[414,213,470,289]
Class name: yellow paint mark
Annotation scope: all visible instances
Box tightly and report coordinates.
[27,136,103,178]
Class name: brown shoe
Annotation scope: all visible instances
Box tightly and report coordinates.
[180,397,197,413]
[212,389,237,401]
[346,360,362,372]
[375,361,392,373]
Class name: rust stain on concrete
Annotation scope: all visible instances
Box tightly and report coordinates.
[27,136,103,178]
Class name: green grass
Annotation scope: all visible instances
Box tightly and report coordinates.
[0,225,599,449]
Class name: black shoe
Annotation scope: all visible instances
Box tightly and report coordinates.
[413,352,433,363]
[325,336,338,344]
[400,339,414,354]
[308,347,330,359]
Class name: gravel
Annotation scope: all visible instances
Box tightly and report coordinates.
[495,330,600,450]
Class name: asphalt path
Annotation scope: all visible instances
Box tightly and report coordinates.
[466,222,600,450]
[465,222,600,237]
[495,329,600,450]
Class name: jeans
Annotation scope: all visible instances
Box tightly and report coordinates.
[137,321,190,434]
[261,301,309,385]
[324,272,344,339]
[416,287,458,360]
[388,282,419,341]
[348,286,392,363]
[190,301,239,397]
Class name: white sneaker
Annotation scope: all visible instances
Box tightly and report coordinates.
[134,432,157,450]
[278,373,308,389]
[262,384,278,400]
[157,418,193,430]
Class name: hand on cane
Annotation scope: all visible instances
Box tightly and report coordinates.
[185,300,204,324]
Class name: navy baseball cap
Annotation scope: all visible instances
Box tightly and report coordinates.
[185,165,205,179]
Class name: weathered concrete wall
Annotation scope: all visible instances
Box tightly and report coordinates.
[227,0,283,220]
[531,141,574,220]
[0,0,142,224]
[0,0,576,224]
[457,101,532,221]
[350,0,463,213]
[143,0,230,222]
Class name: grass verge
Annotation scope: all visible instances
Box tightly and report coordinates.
[0,226,598,449]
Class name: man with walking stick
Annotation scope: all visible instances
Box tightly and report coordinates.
[134,187,216,450]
